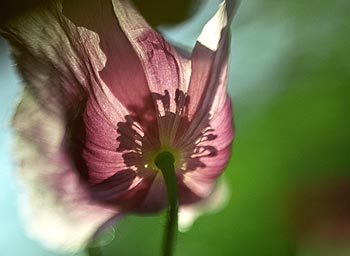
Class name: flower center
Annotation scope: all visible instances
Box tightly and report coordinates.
[144,147,181,172]
[116,89,218,175]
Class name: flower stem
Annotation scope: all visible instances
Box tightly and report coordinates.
[155,151,178,256]
[85,245,102,256]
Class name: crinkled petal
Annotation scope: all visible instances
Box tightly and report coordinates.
[12,89,118,251]
[62,0,157,120]
[1,0,148,192]
[0,1,88,113]
[112,0,191,114]
[0,0,151,250]
[1,0,156,118]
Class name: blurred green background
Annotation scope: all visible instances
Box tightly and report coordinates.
[0,0,349,255]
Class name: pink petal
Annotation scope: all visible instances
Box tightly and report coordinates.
[173,1,235,201]
[2,0,152,249]
[2,0,150,187]
[62,0,156,121]
[180,96,234,200]
[79,93,128,184]
[137,173,168,212]
[187,1,234,121]
[204,96,234,175]
[112,0,191,113]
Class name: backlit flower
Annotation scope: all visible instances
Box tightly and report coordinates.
[1,0,235,251]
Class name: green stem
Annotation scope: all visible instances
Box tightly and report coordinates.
[155,151,178,256]
[85,243,103,256]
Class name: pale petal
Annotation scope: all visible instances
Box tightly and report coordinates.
[1,1,150,248]
[197,1,228,52]
[178,178,230,232]
[187,0,235,121]
[1,1,97,113]
[12,89,118,251]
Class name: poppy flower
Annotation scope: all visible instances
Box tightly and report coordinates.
[1,0,235,251]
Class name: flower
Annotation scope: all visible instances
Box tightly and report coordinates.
[1,0,235,251]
